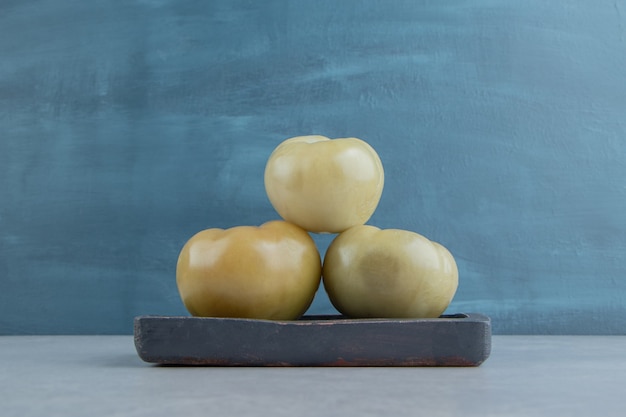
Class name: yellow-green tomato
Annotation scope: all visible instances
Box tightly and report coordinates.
[322,225,458,319]
[176,220,321,320]
[264,135,384,234]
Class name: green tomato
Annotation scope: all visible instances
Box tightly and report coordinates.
[264,135,384,234]
[322,225,459,318]
[176,220,321,320]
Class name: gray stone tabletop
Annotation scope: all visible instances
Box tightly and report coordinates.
[1,335,625,417]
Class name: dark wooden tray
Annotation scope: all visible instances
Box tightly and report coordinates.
[134,313,491,367]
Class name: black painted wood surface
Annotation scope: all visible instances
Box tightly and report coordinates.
[134,313,491,367]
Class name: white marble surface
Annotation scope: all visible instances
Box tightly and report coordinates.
[1,335,625,416]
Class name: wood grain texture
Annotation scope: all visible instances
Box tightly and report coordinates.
[1,1,625,334]
[134,314,492,366]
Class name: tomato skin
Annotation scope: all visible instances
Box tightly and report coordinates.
[322,225,458,319]
[264,135,384,234]
[176,220,321,320]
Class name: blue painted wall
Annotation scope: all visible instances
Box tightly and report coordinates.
[1,0,625,334]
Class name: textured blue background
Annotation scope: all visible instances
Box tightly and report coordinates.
[1,0,625,334]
